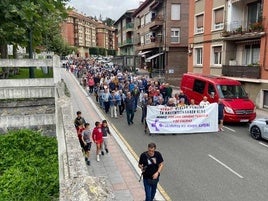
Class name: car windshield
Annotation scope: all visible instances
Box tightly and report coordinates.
[217,84,248,99]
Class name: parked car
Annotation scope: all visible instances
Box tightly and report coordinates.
[249,118,268,140]
[180,73,256,123]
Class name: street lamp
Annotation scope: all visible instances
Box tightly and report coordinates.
[157,33,162,80]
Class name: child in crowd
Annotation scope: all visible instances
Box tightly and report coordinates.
[74,111,86,132]
[101,120,112,155]
[82,123,92,166]
[92,121,103,162]
[76,122,85,150]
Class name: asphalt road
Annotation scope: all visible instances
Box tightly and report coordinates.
[61,69,268,201]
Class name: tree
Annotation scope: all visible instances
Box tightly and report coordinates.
[103,17,115,26]
[0,0,69,59]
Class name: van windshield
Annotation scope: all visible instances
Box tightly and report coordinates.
[217,85,248,99]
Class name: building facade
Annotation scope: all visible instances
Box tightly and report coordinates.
[61,10,115,58]
[113,9,138,70]
[96,22,115,51]
[188,0,268,108]
[133,0,189,85]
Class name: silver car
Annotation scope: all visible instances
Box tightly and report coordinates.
[249,118,268,140]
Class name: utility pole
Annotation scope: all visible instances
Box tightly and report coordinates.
[157,33,162,80]
[28,28,34,78]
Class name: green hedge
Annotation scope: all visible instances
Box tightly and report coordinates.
[0,129,59,201]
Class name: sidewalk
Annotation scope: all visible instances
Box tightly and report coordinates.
[73,73,166,201]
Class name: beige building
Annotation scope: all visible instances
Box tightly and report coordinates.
[61,10,115,58]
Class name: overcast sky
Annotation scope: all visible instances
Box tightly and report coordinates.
[67,0,140,21]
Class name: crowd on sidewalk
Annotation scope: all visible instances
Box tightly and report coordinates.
[74,111,112,165]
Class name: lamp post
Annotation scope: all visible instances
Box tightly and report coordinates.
[157,33,162,80]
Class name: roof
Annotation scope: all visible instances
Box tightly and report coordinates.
[183,73,241,85]
[113,9,136,25]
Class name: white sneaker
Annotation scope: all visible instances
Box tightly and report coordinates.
[97,155,100,162]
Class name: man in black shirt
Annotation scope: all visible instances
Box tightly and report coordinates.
[138,142,164,201]
[125,92,135,125]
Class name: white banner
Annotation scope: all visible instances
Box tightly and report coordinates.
[146,103,218,134]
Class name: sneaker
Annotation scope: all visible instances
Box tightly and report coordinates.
[101,151,104,155]
[96,155,100,162]
[87,160,90,166]
[85,157,88,161]
[105,148,109,153]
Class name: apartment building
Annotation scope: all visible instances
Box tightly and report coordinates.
[61,10,98,58]
[133,0,189,85]
[188,0,268,108]
[96,22,116,51]
[113,9,138,69]
[61,10,115,58]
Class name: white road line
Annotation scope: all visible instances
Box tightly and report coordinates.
[259,142,268,148]
[223,126,236,133]
[208,154,244,179]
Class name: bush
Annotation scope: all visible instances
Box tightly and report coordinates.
[0,129,59,201]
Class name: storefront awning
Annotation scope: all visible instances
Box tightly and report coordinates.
[138,50,151,56]
[145,52,164,62]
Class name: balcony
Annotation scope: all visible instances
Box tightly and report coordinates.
[119,38,133,47]
[125,22,134,32]
[222,65,261,79]
[149,15,164,30]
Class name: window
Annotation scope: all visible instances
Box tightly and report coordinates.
[208,83,216,96]
[213,46,222,65]
[193,79,205,94]
[140,35,144,45]
[141,16,145,26]
[195,48,203,65]
[196,14,204,33]
[247,1,262,25]
[145,33,151,44]
[213,7,224,30]
[245,44,260,65]
[171,4,180,20]
[171,28,180,43]
[145,12,151,24]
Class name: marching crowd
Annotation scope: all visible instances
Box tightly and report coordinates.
[69,57,225,201]
[69,57,224,162]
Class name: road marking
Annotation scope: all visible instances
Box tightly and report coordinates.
[223,126,236,133]
[208,154,244,179]
[259,142,268,148]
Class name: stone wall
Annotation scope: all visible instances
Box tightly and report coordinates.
[56,81,114,201]
[0,98,56,135]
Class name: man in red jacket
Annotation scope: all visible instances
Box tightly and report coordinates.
[92,121,103,162]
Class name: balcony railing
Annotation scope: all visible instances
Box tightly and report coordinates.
[221,20,265,40]
[222,65,261,79]
[118,39,133,47]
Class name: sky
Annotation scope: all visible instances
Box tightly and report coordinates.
[67,0,141,21]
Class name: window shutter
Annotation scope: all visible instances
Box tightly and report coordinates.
[196,15,204,28]
[215,8,224,24]
[213,46,222,53]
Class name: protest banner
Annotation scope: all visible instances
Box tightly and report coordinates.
[146,103,218,134]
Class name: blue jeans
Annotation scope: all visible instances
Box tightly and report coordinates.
[126,109,134,124]
[143,178,159,201]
